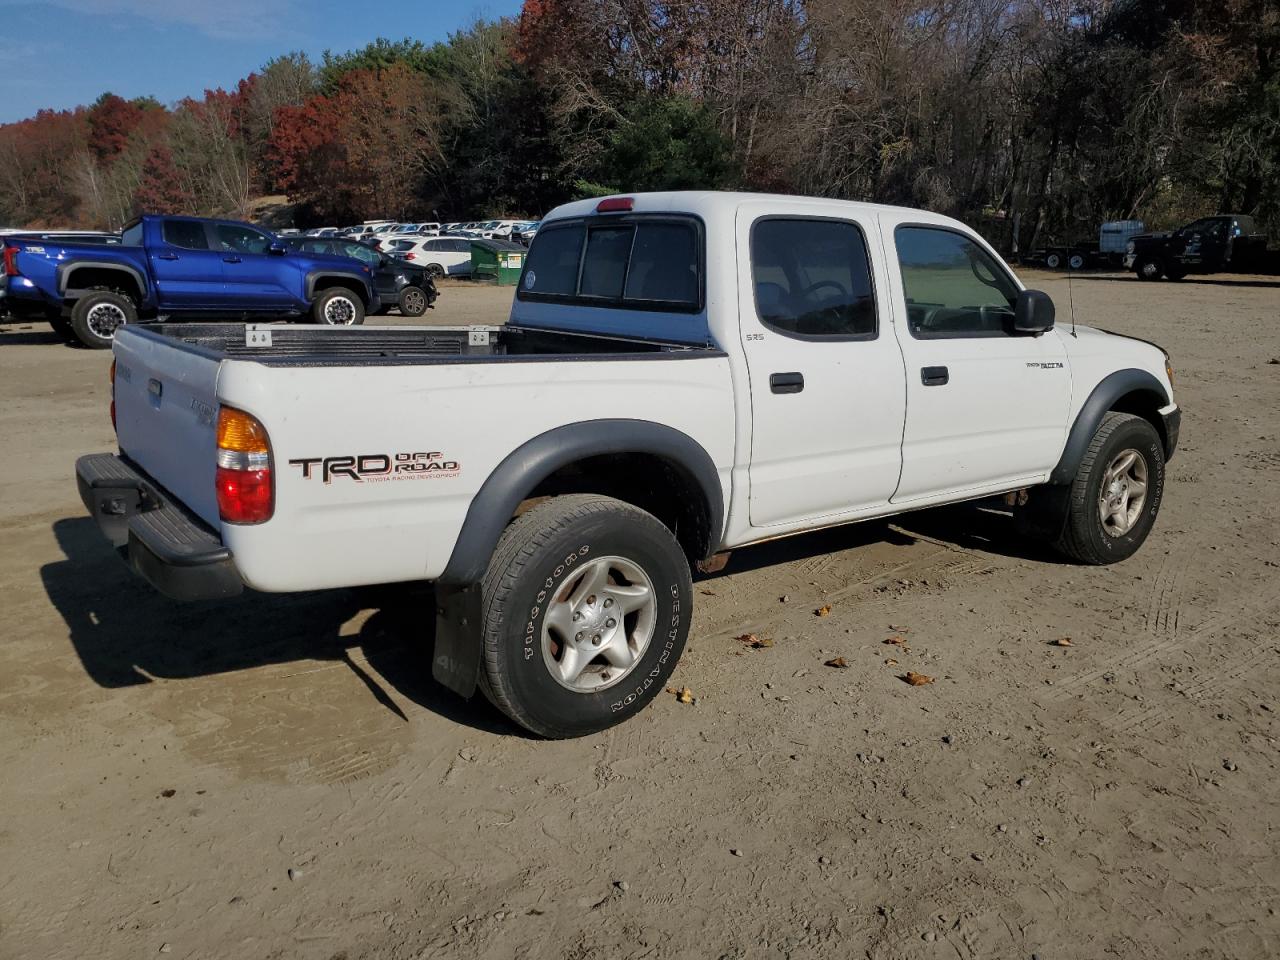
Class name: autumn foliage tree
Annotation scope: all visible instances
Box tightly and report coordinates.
[0,4,1276,241]
[270,63,456,220]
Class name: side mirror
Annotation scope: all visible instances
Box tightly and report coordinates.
[1014,289,1055,334]
[268,241,287,256]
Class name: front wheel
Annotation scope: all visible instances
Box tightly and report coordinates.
[70,289,137,349]
[1068,253,1086,270]
[479,494,693,738]
[312,287,365,326]
[1135,256,1164,281]
[397,285,428,317]
[1053,412,1166,564]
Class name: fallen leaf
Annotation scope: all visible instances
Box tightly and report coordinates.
[824,656,850,668]
[901,671,934,686]
[815,605,832,617]
[1050,637,1073,647]
[883,635,908,647]
[735,633,774,649]
[700,590,717,596]
[884,658,898,666]
[675,686,694,704]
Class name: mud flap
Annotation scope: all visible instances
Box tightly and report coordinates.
[432,583,483,698]
[1016,484,1071,541]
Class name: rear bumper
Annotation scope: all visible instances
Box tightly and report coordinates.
[75,453,243,601]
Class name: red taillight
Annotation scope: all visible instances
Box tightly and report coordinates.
[404,252,415,260]
[596,197,634,213]
[215,466,273,524]
[215,406,273,524]
[2,245,19,277]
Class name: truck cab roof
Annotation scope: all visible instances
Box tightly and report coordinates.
[511,191,975,345]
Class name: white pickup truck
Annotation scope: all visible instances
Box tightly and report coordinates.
[76,192,1180,738]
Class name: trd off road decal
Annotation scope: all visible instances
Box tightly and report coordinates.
[289,451,460,484]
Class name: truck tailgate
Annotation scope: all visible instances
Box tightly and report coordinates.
[113,329,221,526]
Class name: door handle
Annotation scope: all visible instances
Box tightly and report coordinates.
[770,372,804,394]
[156,253,179,261]
[921,366,949,386]
[222,256,242,264]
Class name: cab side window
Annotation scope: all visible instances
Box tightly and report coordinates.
[215,223,272,255]
[750,219,876,339]
[895,226,1018,339]
[162,220,209,250]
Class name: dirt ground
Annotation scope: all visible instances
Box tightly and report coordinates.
[2,271,1278,960]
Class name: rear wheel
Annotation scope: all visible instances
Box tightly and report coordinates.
[1053,412,1165,564]
[479,494,693,738]
[1068,252,1086,270]
[1045,252,1062,270]
[425,263,445,280]
[70,289,136,349]
[397,285,428,317]
[312,287,365,326]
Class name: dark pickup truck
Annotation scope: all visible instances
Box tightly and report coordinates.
[1,214,380,348]
[1125,214,1268,281]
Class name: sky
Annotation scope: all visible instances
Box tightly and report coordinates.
[0,0,525,124]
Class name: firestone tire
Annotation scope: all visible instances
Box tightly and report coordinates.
[311,287,365,326]
[70,289,137,349]
[479,494,693,739]
[1053,412,1166,565]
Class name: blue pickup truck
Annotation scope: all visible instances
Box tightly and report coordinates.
[1,214,380,348]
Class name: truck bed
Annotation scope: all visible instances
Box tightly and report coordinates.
[135,322,721,365]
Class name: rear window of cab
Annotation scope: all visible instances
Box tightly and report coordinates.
[518,216,702,312]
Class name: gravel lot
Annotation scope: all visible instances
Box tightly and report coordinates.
[2,271,1278,960]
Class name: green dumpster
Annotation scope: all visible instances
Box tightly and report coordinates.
[470,238,526,285]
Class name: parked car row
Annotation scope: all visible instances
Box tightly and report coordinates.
[1,214,437,348]
[301,218,542,247]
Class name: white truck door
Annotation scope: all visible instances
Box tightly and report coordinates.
[737,203,907,528]
[880,216,1071,502]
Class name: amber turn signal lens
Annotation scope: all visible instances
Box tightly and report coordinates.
[217,406,270,454]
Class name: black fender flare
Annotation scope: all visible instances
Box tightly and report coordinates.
[57,261,148,300]
[438,419,725,586]
[1048,369,1170,485]
[305,270,375,306]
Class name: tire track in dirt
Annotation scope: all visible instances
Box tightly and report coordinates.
[1101,577,1280,734]
[1049,549,1193,697]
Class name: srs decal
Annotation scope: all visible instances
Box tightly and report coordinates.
[289,451,460,484]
